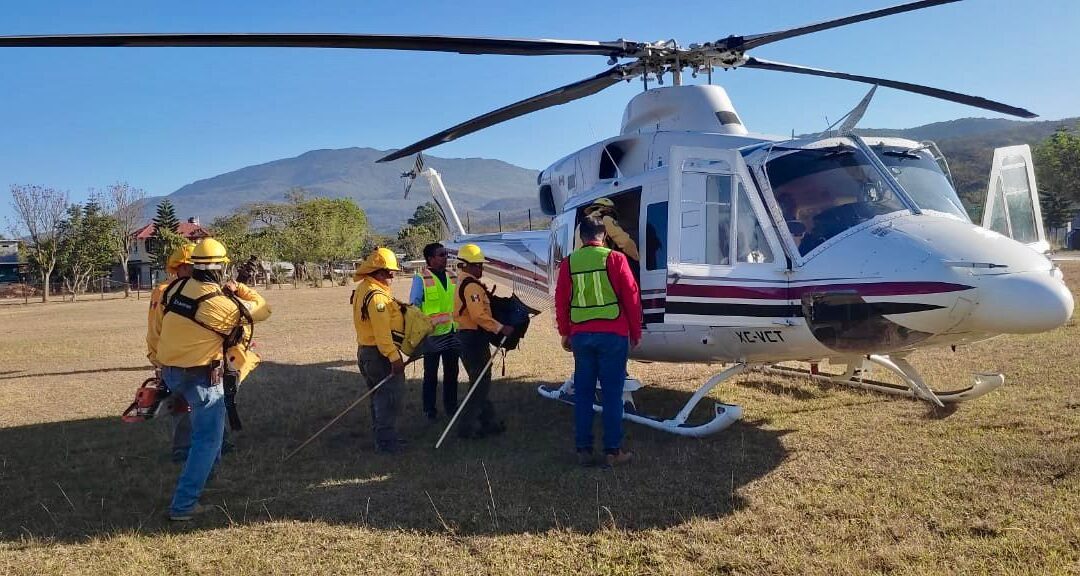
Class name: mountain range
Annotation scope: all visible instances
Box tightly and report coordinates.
[145,148,540,233]
[147,116,1079,231]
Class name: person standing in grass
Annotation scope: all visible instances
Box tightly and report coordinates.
[352,247,407,453]
[452,243,514,439]
[556,215,641,467]
[409,242,459,421]
[157,238,270,521]
[146,242,196,463]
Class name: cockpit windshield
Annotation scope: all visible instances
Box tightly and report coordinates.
[869,144,970,222]
[765,140,907,256]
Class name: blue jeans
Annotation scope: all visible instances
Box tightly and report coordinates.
[571,332,629,454]
[163,365,225,516]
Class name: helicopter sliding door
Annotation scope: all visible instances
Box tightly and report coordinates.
[666,146,787,329]
[981,145,1049,253]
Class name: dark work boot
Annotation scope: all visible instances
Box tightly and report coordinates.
[603,449,633,468]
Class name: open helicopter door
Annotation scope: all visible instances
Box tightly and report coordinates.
[665,147,787,340]
[981,145,1049,253]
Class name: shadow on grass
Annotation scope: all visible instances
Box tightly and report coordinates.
[0,365,149,381]
[0,359,788,542]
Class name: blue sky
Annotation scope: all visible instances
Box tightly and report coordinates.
[1,0,1077,225]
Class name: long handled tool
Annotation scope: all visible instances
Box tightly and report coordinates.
[283,357,420,462]
[435,335,507,449]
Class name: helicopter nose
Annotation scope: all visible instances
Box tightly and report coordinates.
[965,270,1074,334]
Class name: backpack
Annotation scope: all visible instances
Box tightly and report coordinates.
[457,277,539,351]
[359,288,434,358]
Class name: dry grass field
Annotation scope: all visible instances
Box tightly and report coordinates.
[0,265,1077,575]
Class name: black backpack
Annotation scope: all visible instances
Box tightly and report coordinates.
[458,277,539,351]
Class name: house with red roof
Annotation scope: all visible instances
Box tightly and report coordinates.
[118,217,211,287]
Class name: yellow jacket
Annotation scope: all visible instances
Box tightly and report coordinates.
[453,270,503,333]
[146,281,169,367]
[157,279,270,368]
[353,276,404,362]
[575,215,639,261]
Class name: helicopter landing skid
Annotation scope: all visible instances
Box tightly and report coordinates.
[537,364,745,437]
[764,355,1005,405]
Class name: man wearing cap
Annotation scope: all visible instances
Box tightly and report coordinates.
[575,198,640,262]
[409,242,459,421]
[557,215,641,468]
[453,243,514,439]
[352,247,407,453]
[147,242,196,463]
[157,237,271,521]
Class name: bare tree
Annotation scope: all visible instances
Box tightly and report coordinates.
[7,185,69,302]
[102,182,147,297]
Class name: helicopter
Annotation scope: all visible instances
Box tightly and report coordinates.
[2,0,1072,436]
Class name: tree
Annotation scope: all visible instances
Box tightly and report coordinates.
[7,185,69,302]
[396,224,436,260]
[56,201,117,300]
[407,202,445,239]
[102,182,147,296]
[1034,126,1080,231]
[150,199,181,270]
[289,197,368,285]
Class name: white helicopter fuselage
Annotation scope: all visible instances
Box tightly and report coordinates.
[446,85,1073,369]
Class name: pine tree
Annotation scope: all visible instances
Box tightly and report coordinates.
[153,199,180,234]
[151,199,182,271]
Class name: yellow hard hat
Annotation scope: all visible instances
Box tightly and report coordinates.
[585,197,616,215]
[456,244,487,264]
[165,242,195,275]
[354,247,401,279]
[191,237,230,268]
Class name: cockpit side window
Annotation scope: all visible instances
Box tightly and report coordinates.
[765,145,906,255]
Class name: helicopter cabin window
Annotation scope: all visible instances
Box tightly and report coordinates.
[765,142,907,256]
[644,201,667,271]
[735,183,773,263]
[680,173,731,265]
[599,143,627,180]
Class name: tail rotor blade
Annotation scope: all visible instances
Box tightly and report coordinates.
[742,57,1036,119]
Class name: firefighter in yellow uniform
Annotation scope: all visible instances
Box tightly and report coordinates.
[146,242,196,462]
[352,247,407,453]
[157,238,271,521]
[574,198,640,262]
[147,242,195,367]
[453,244,514,439]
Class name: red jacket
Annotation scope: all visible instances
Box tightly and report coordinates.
[555,241,642,343]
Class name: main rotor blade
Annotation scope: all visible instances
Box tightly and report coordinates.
[742,57,1036,119]
[377,64,637,163]
[0,33,633,57]
[732,0,961,52]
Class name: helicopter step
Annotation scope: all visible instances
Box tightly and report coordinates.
[537,364,745,437]
[764,355,1005,406]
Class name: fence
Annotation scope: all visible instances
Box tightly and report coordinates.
[462,208,552,234]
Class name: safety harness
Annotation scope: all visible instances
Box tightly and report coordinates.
[162,277,255,430]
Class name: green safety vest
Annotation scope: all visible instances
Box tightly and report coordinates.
[418,269,456,336]
[569,246,620,324]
